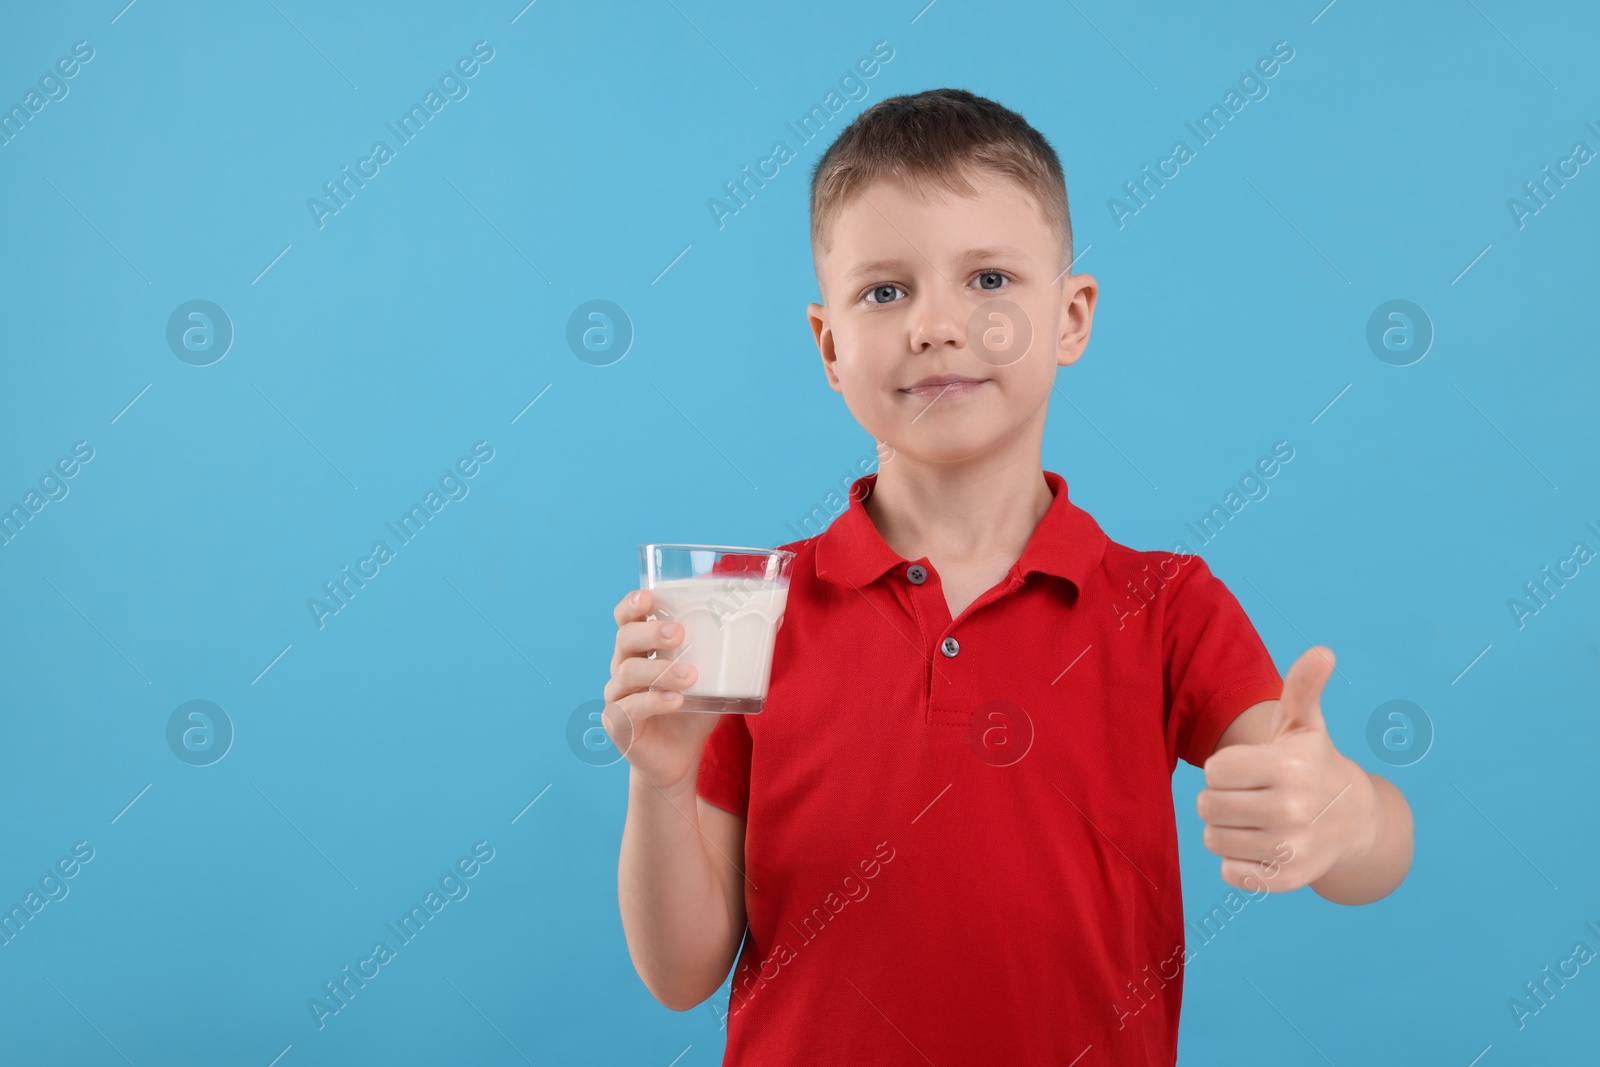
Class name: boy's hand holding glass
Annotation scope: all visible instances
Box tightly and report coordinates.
[602,587,721,796]
[601,544,794,795]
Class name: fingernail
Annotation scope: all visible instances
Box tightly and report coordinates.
[662,622,680,637]
[672,663,691,678]
[629,591,640,606]
[664,690,680,702]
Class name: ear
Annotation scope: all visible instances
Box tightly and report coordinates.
[807,300,842,393]
[1056,270,1097,369]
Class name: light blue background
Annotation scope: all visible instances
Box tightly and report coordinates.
[2,1,1596,1063]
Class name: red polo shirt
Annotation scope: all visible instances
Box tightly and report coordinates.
[695,469,1284,1066]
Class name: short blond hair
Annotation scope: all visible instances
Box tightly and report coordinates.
[809,88,1073,292]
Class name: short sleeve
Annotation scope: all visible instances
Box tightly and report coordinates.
[696,712,752,817]
[1162,554,1284,768]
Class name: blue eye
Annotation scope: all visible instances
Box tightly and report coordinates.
[862,272,1009,305]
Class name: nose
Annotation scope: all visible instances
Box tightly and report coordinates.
[908,280,966,352]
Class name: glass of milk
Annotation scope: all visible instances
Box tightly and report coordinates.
[638,544,796,714]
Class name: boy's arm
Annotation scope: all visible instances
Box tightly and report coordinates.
[1196,646,1415,905]
[618,767,749,1010]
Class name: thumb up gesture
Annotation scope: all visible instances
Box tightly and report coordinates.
[1196,646,1379,894]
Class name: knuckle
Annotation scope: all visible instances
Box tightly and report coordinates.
[639,659,675,688]
[613,661,642,691]
[617,592,642,624]
[620,696,647,724]
[1210,748,1241,775]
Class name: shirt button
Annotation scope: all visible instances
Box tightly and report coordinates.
[940,636,960,657]
[906,564,927,584]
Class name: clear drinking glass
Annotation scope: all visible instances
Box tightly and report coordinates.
[638,544,796,714]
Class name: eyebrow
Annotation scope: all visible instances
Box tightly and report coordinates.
[840,244,1033,284]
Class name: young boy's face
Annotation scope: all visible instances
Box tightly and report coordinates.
[808,168,1097,467]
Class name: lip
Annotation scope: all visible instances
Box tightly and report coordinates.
[900,374,989,394]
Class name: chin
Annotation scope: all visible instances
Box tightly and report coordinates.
[897,428,1005,465]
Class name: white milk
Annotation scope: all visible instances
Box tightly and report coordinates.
[648,576,788,712]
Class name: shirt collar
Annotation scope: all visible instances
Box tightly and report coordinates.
[813,469,1107,592]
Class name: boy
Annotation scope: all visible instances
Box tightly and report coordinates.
[605,88,1413,1065]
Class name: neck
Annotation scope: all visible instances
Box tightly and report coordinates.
[864,446,1053,565]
